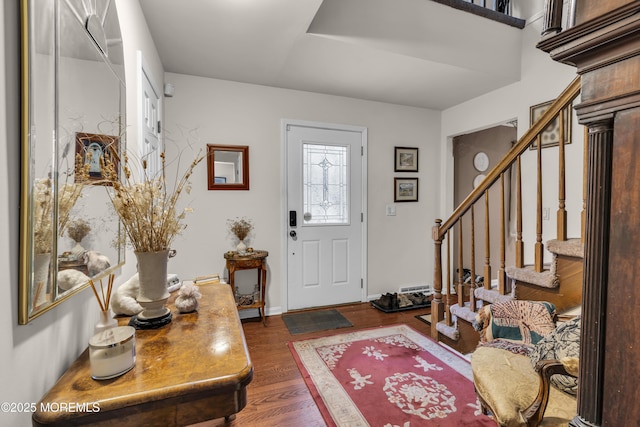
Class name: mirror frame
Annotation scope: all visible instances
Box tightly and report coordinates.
[206,144,250,190]
[19,0,126,324]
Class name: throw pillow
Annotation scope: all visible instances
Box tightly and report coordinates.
[476,300,557,345]
[529,315,581,396]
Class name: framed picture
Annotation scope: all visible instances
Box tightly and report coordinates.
[394,146,419,172]
[529,100,572,149]
[394,178,418,202]
[75,132,119,184]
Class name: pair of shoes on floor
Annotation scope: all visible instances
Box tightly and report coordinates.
[398,294,413,308]
[374,292,398,310]
[457,267,485,285]
[407,292,430,306]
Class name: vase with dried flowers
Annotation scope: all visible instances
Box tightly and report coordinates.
[67,218,91,259]
[228,217,253,254]
[32,156,88,308]
[103,149,205,329]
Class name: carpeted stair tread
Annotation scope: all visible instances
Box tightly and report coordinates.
[547,238,584,258]
[474,287,514,303]
[505,263,559,289]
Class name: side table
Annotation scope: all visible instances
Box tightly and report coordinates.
[32,282,253,426]
[224,250,268,325]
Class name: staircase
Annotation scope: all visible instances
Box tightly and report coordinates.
[430,77,584,353]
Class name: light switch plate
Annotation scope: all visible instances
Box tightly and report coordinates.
[386,204,396,216]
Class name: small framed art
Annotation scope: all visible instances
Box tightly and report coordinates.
[75,132,119,184]
[529,100,572,149]
[394,178,418,202]
[394,146,419,172]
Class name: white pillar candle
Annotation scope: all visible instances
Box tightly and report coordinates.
[89,326,136,380]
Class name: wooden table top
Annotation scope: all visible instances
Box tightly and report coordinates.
[33,281,253,426]
[224,250,268,261]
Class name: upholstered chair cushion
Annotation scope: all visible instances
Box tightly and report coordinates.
[475,300,557,345]
[529,316,581,396]
[472,346,577,427]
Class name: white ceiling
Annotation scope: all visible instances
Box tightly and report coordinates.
[138,0,524,110]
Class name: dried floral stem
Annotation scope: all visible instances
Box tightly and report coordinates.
[102,148,205,252]
[33,154,89,254]
[228,217,253,242]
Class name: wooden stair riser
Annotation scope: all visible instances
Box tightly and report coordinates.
[513,254,583,313]
[437,318,479,355]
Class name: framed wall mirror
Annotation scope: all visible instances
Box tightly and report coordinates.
[19,0,127,324]
[207,144,250,190]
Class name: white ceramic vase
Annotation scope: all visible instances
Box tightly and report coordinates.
[134,250,171,324]
[33,252,52,308]
[236,240,247,254]
[71,242,85,259]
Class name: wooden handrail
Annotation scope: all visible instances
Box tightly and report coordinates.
[430,76,582,339]
[435,76,581,240]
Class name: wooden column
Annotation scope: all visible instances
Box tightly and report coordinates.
[570,120,613,427]
[431,219,444,340]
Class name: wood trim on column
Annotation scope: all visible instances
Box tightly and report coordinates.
[570,120,613,427]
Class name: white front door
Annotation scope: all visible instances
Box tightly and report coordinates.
[285,121,367,310]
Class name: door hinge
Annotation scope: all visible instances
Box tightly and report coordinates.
[361,278,363,289]
[361,212,364,222]
[361,146,364,156]
[157,120,161,133]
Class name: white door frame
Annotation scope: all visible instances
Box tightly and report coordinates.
[136,51,162,175]
[280,119,368,313]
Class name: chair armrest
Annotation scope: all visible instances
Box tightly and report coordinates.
[519,359,578,426]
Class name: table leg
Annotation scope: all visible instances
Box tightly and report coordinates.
[260,263,267,326]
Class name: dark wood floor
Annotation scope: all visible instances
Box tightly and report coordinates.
[191,302,433,427]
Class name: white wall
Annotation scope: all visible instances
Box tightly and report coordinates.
[0,1,160,425]
[162,74,442,312]
[440,12,581,269]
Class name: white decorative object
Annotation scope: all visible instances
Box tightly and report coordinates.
[175,282,202,313]
[111,273,143,316]
[57,269,91,291]
[473,152,489,172]
[473,174,486,189]
[70,242,86,259]
[83,250,111,277]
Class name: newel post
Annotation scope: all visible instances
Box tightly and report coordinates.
[570,119,613,427]
[431,219,444,340]
[542,0,564,37]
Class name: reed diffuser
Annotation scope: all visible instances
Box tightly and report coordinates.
[90,274,118,333]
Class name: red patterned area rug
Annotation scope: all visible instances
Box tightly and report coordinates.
[289,324,494,427]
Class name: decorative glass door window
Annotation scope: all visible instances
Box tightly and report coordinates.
[302,143,349,224]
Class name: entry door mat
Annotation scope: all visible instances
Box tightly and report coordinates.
[282,308,353,335]
[415,313,432,325]
[289,324,494,426]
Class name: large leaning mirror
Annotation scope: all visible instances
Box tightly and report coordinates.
[19,0,126,324]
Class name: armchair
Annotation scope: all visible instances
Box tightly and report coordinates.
[471,300,580,427]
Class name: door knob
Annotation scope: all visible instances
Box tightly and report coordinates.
[289,230,297,238]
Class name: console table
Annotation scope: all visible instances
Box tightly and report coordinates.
[224,250,268,325]
[32,281,253,426]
